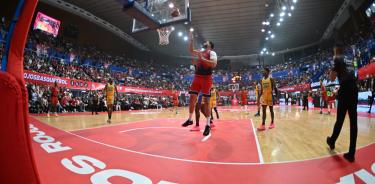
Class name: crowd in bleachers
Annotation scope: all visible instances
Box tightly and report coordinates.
[1,15,375,114]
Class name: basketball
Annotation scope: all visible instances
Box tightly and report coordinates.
[171,8,180,17]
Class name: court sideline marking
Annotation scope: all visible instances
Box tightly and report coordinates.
[251,119,264,164]
[31,117,375,165]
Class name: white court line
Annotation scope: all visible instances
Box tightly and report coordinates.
[120,127,184,133]
[201,133,211,142]
[251,119,264,164]
[120,126,212,142]
[31,117,375,166]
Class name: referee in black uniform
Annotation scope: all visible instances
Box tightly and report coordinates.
[326,43,358,162]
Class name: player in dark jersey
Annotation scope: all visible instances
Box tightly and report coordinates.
[326,43,358,162]
[182,32,218,136]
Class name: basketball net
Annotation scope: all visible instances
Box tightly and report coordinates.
[157,26,173,45]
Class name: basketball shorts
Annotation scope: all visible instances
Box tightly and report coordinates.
[106,96,114,105]
[260,95,273,106]
[189,75,213,97]
[241,99,247,106]
[210,100,217,108]
[173,100,179,106]
[51,97,58,105]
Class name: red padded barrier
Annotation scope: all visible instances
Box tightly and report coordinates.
[0,0,40,183]
[0,72,40,183]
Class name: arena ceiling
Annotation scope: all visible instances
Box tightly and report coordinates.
[47,0,345,57]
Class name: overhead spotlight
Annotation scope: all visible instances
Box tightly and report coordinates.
[261,29,265,32]
[288,13,292,17]
[260,51,264,55]
[271,34,275,38]
[291,6,295,10]
[293,0,297,3]
[168,3,174,8]
[266,37,269,40]
[263,48,267,51]
[151,14,155,17]
[190,28,194,32]
[171,26,175,31]
[183,36,188,41]
[270,13,274,17]
[277,22,281,26]
[282,6,287,10]
[262,21,266,25]
[280,18,284,22]
[268,30,271,34]
[265,3,269,7]
[272,52,275,56]
[265,21,270,25]
[280,12,285,17]
[162,19,166,22]
[184,22,188,25]
[266,51,269,55]
[178,32,183,37]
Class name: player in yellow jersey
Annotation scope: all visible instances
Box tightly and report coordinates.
[103,78,118,124]
[254,81,261,117]
[257,68,276,131]
[210,86,220,120]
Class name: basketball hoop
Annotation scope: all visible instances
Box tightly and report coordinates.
[157,26,173,45]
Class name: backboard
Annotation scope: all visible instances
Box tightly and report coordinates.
[122,0,191,33]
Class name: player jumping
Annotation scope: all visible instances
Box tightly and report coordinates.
[182,32,218,136]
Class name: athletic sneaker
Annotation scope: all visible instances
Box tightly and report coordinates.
[269,123,275,129]
[203,125,211,136]
[257,125,266,131]
[327,112,331,115]
[326,136,335,150]
[107,119,111,124]
[54,113,58,117]
[320,111,323,114]
[343,153,355,163]
[254,113,260,117]
[47,113,50,117]
[190,126,200,131]
[182,119,193,127]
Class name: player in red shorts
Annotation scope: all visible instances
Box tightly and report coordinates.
[47,82,59,117]
[326,87,337,115]
[182,32,218,136]
[240,87,248,113]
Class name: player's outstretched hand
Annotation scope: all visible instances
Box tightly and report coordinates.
[189,31,193,40]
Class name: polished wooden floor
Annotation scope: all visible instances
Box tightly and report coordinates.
[34,106,375,163]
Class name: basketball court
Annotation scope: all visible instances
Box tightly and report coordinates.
[1,0,375,183]
[31,106,375,183]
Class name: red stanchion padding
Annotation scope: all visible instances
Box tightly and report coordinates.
[2,0,41,183]
[0,72,40,184]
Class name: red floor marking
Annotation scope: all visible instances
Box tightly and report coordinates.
[73,118,260,164]
[29,117,375,184]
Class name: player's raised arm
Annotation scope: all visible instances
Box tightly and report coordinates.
[189,32,200,56]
